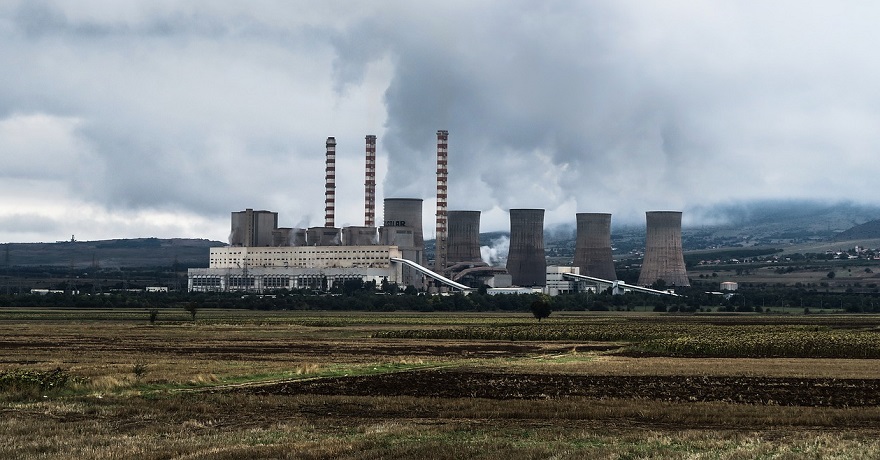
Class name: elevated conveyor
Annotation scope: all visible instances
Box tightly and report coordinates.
[561,273,680,297]
[390,257,473,292]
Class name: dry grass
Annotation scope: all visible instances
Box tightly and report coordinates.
[3,393,880,459]
[496,354,880,379]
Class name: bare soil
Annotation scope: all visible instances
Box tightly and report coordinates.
[241,369,880,407]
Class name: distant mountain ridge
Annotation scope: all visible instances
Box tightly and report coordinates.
[1,238,224,268]
[835,219,880,241]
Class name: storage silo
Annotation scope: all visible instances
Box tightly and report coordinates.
[447,210,482,264]
[506,209,546,286]
[637,211,690,287]
[574,213,617,280]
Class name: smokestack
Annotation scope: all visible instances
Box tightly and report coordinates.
[325,137,336,228]
[506,209,546,286]
[435,130,449,272]
[574,213,617,280]
[364,135,377,227]
[637,211,690,287]
[447,210,482,264]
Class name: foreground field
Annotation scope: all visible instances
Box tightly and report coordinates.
[2,309,880,458]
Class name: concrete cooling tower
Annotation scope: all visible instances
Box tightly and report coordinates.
[637,211,690,287]
[383,198,424,254]
[506,209,546,287]
[446,211,482,264]
[574,213,617,280]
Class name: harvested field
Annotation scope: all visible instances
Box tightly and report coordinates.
[244,369,880,407]
[4,308,880,458]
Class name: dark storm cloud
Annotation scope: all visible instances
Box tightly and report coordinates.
[1,1,879,242]
[329,1,880,229]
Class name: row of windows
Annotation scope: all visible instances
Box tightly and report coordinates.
[214,250,390,256]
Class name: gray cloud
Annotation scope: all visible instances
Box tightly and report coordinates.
[1,1,879,242]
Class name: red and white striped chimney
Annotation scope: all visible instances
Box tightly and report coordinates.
[325,137,336,228]
[435,130,449,272]
[364,135,377,227]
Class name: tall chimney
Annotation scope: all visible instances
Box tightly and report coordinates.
[574,213,617,280]
[364,135,377,227]
[435,130,449,272]
[637,211,690,287]
[325,137,336,228]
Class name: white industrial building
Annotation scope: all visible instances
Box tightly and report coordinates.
[188,245,404,292]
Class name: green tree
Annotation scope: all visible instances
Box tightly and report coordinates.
[530,297,552,322]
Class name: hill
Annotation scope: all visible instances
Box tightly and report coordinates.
[834,219,880,241]
[1,238,224,268]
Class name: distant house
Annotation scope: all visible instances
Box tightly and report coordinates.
[720,281,738,291]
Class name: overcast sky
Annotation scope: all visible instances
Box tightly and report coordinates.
[1,1,879,243]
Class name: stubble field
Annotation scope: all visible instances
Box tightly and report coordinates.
[2,308,880,459]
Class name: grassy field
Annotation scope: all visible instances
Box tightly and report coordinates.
[2,308,880,458]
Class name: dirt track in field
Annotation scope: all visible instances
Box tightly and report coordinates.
[241,369,880,407]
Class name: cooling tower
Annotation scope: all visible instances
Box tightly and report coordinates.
[574,213,617,280]
[229,209,278,247]
[637,211,690,287]
[343,226,378,246]
[382,198,424,288]
[506,209,546,287]
[383,198,424,254]
[447,210,482,264]
[307,226,342,246]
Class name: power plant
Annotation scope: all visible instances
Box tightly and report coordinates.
[637,211,690,287]
[188,132,690,294]
[574,213,617,281]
